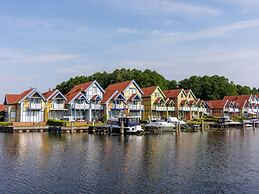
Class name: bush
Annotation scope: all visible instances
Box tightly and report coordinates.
[47,119,66,127]
[0,122,11,127]
[233,116,245,122]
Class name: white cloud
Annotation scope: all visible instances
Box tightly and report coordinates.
[118,27,142,34]
[105,0,220,16]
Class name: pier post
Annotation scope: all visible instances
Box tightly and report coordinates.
[253,121,256,131]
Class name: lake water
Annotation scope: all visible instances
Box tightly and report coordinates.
[0,129,259,194]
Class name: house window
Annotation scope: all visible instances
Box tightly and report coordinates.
[92,86,97,94]
[181,94,184,98]
[130,88,137,94]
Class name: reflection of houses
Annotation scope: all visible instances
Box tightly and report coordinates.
[104,80,144,118]
[66,80,105,121]
[4,88,46,122]
[43,89,67,120]
[142,86,174,120]
[101,90,126,119]
[163,89,206,120]
[65,81,105,121]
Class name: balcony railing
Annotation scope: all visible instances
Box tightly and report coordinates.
[51,103,65,110]
[167,107,174,111]
[152,106,167,111]
[111,104,125,110]
[191,107,198,111]
[74,103,90,110]
[29,103,42,110]
[91,104,103,110]
[180,107,190,111]
[128,104,144,111]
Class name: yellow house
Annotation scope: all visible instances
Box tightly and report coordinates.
[104,80,144,118]
[142,86,174,121]
[42,89,67,120]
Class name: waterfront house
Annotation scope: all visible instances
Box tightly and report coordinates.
[223,95,258,117]
[66,80,105,121]
[205,99,236,118]
[0,104,6,121]
[43,89,67,120]
[105,80,144,118]
[101,90,127,119]
[4,88,46,122]
[141,86,174,121]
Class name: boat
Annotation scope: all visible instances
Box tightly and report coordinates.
[166,117,186,125]
[145,120,175,128]
[105,116,144,134]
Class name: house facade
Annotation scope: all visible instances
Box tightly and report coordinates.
[43,89,67,120]
[0,104,6,121]
[4,88,46,122]
[142,86,174,121]
[66,80,105,121]
[104,80,144,118]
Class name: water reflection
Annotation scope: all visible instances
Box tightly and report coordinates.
[0,129,259,193]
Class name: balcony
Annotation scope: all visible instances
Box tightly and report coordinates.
[74,103,90,110]
[91,104,103,110]
[191,107,198,111]
[152,106,167,111]
[111,104,125,110]
[180,107,190,111]
[51,103,66,110]
[29,103,42,110]
[167,107,175,111]
[128,104,144,111]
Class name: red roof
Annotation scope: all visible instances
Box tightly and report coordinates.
[180,100,188,105]
[0,104,6,112]
[105,80,132,93]
[42,89,56,99]
[100,90,118,104]
[164,89,183,98]
[128,93,141,101]
[223,95,249,108]
[142,86,157,97]
[165,98,174,105]
[5,88,34,104]
[206,100,228,109]
[70,81,95,94]
[154,97,164,104]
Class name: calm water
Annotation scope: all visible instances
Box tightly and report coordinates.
[0,130,259,194]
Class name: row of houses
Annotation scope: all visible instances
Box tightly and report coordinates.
[0,80,208,123]
[206,95,259,118]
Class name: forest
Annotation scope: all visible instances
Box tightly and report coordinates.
[56,68,259,100]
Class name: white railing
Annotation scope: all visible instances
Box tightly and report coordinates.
[167,107,174,111]
[112,104,125,110]
[128,104,144,110]
[52,103,65,110]
[229,108,234,112]
[29,103,42,110]
[180,107,190,111]
[152,106,167,111]
[234,108,239,113]
[91,104,103,110]
[74,103,90,110]
[191,107,198,111]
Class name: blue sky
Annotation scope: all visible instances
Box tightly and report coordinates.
[0,0,259,100]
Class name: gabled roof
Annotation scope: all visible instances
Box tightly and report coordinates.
[223,95,249,109]
[142,86,166,98]
[0,104,6,112]
[185,89,196,100]
[128,93,142,101]
[165,98,174,105]
[91,95,101,101]
[5,88,46,105]
[66,91,88,104]
[154,97,165,104]
[164,89,186,98]
[105,80,143,94]
[206,100,228,109]
[43,89,67,101]
[69,80,105,94]
[100,90,126,104]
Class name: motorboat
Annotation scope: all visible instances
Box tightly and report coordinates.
[105,116,144,133]
[166,117,186,125]
[145,119,175,128]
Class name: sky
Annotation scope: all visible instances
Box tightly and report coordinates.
[0,0,259,100]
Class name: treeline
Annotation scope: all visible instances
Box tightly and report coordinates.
[56,68,259,100]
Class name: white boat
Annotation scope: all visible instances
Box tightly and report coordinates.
[145,120,175,128]
[166,117,186,125]
[105,116,144,133]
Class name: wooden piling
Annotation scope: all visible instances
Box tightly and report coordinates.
[120,120,124,134]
